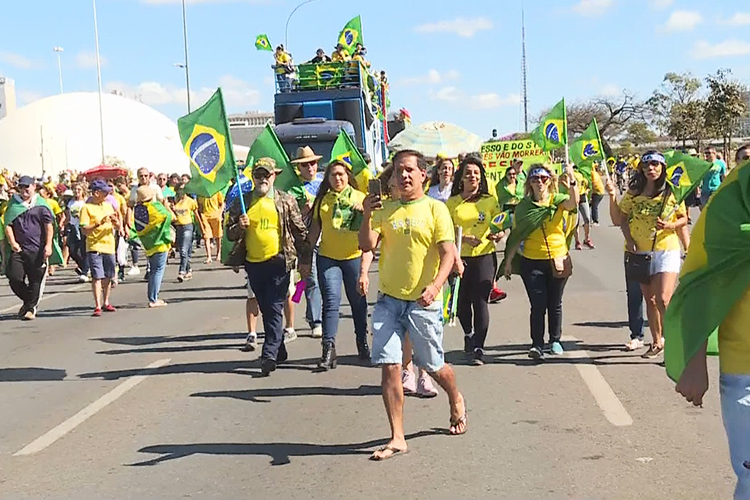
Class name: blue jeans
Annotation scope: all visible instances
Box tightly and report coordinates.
[276,72,290,93]
[147,251,168,303]
[624,255,645,339]
[66,224,88,274]
[305,249,323,327]
[246,256,290,361]
[720,373,750,500]
[317,255,368,344]
[175,224,194,275]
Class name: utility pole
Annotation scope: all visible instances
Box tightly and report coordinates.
[521,6,529,133]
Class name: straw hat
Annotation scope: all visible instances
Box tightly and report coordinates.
[291,145,323,164]
[136,185,155,203]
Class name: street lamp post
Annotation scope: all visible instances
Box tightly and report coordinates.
[53,47,64,94]
[285,0,317,52]
[92,0,106,164]
[180,0,191,113]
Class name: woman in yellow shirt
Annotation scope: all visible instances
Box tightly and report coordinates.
[446,157,504,365]
[172,187,202,282]
[503,164,579,360]
[310,160,373,370]
[619,151,688,359]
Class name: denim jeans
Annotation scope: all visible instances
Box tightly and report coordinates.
[624,255,645,339]
[129,238,142,267]
[246,256,290,362]
[720,373,750,500]
[519,256,568,349]
[317,255,368,344]
[147,251,168,303]
[175,224,194,275]
[66,224,88,274]
[276,72,291,93]
[305,249,323,327]
[590,193,604,224]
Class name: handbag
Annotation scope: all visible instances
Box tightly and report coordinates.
[541,221,573,279]
[624,190,670,284]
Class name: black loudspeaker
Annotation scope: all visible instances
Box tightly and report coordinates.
[388,120,406,141]
[275,103,303,125]
[334,100,365,149]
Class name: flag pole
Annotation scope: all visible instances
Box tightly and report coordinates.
[235,159,248,215]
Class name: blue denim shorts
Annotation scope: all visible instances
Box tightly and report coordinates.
[87,252,116,280]
[720,372,750,500]
[370,293,445,373]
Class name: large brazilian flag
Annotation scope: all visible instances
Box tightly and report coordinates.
[663,149,714,205]
[134,200,173,256]
[663,160,750,382]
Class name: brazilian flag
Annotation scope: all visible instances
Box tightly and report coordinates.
[530,98,567,152]
[134,200,173,256]
[255,34,272,51]
[331,130,367,176]
[662,149,714,205]
[489,211,512,234]
[246,124,302,193]
[0,196,63,273]
[338,15,362,55]
[663,160,750,382]
[570,118,605,169]
[179,88,236,198]
[298,63,345,89]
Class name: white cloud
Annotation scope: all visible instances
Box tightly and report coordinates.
[429,86,463,102]
[414,18,493,38]
[75,51,108,68]
[665,10,702,32]
[692,39,750,59]
[400,69,460,86]
[571,0,614,17]
[722,13,750,26]
[105,74,260,109]
[599,84,620,97]
[0,51,35,69]
[469,93,521,110]
[649,0,673,9]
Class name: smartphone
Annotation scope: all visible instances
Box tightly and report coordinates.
[368,179,382,198]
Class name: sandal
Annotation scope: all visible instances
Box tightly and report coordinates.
[641,344,664,359]
[449,395,468,435]
[369,445,408,461]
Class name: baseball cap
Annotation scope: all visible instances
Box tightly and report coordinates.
[253,157,280,174]
[17,175,34,187]
[90,178,113,193]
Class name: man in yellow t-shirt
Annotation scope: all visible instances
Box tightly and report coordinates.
[274,45,293,93]
[359,149,467,460]
[173,190,201,281]
[79,179,120,316]
[197,190,224,264]
[331,43,351,63]
[225,158,312,377]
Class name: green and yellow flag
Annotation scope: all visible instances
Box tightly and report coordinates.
[255,34,272,51]
[662,149,714,205]
[331,130,367,176]
[570,118,604,167]
[245,124,301,193]
[179,88,235,198]
[530,98,567,152]
[0,196,63,272]
[663,160,750,382]
[134,200,173,256]
[338,15,362,55]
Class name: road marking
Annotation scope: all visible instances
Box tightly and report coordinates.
[13,358,171,456]
[562,335,634,427]
[0,283,88,314]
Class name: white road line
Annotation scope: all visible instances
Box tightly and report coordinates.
[562,335,634,427]
[13,358,171,456]
[0,283,88,314]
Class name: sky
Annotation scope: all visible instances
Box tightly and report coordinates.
[1,0,749,139]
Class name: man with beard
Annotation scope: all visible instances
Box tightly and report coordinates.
[226,158,312,376]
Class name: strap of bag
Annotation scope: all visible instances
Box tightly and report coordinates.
[648,189,672,253]
[540,218,554,261]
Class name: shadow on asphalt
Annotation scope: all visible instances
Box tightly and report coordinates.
[96,343,246,355]
[191,384,381,403]
[93,332,247,346]
[129,429,442,467]
[161,295,246,304]
[0,367,67,382]
[160,285,243,293]
[77,360,262,380]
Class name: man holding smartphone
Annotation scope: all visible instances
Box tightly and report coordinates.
[359,149,467,461]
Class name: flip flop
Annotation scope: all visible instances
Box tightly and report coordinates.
[369,445,408,461]
[449,395,468,435]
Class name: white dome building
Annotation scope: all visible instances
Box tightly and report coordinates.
[0,92,189,178]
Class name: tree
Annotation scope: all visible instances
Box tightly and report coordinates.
[626,122,657,147]
[646,72,707,148]
[704,69,749,159]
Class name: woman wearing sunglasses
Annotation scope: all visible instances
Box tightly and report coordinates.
[502,164,579,360]
[619,151,688,358]
[446,157,504,365]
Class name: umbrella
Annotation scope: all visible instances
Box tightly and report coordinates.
[82,164,129,181]
[388,121,484,158]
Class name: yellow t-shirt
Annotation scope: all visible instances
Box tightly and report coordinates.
[275,51,291,73]
[332,50,351,62]
[592,170,605,195]
[46,198,62,216]
[173,196,198,226]
[80,201,116,254]
[619,192,685,252]
[355,168,374,195]
[244,195,281,263]
[371,196,454,301]
[446,194,501,258]
[316,188,366,261]
[520,194,571,260]
[113,192,127,218]
[198,192,224,220]
[574,171,590,197]
[719,283,750,375]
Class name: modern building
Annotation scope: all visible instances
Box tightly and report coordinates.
[0,76,17,120]
[228,111,274,148]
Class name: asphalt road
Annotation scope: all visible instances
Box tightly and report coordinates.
[0,207,735,499]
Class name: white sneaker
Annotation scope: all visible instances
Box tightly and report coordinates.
[311,325,323,338]
[127,266,141,276]
[242,333,257,352]
[283,328,297,343]
[78,274,90,283]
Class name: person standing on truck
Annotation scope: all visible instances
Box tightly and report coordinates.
[290,146,325,338]
[331,43,350,63]
[274,45,293,93]
[308,48,331,64]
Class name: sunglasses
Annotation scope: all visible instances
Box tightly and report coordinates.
[530,176,549,182]
[645,160,662,168]
[302,161,317,167]
[253,171,272,179]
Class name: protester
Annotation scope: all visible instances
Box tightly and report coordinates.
[134,186,173,308]
[573,165,594,250]
[79,179,120,317]
[427,156,454,203]
[274,45,293,93]
[446,157,504,365]
[308,48,332,64]
[127,168,164,276]
[495,158,526,212]
[700,147,727,209]
[0,176,56,320]
[66,183,90,282]
[360,149,468,461]
[590,163,605,226]
[619,151,688,358]
[331,43,350,62]
[172,186,201,282]
[503,164,579,359]
[197,190,224,264]
[309,160,372,370]
[226,158,312,377]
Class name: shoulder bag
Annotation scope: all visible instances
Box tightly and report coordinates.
[624,190,670,284]
[541,220,573,279]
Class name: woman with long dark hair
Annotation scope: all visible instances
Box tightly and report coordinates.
[309,160,373,370]
[619,151,688,358]
[446,157,504,365]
